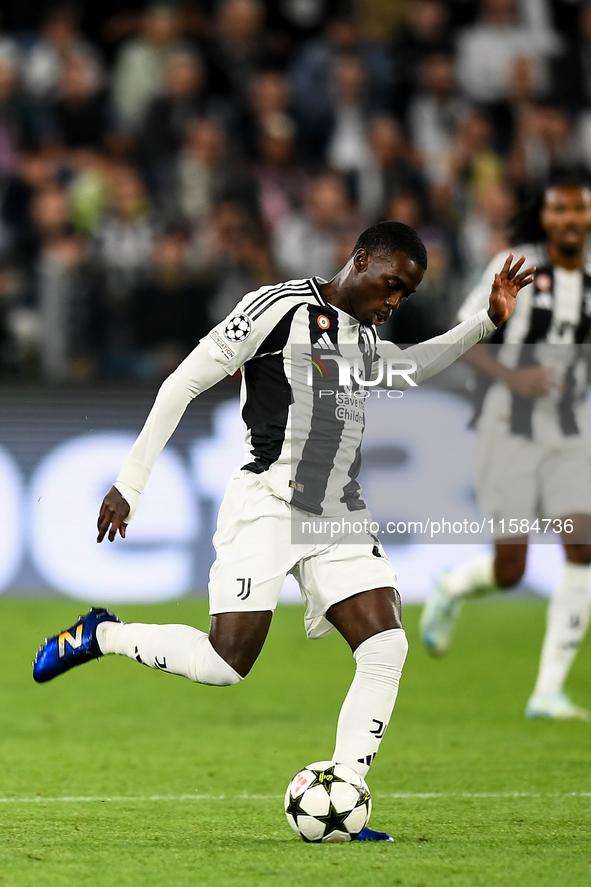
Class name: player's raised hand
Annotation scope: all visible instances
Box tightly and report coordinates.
[97,485,130,543]
[487,254,535,327]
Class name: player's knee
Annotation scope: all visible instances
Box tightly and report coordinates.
[191,637,243,686]
[565,544,591,566]
[494,558,525,588]
[354,627,408,671]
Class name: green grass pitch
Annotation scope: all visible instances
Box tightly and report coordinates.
[0,597,590,887]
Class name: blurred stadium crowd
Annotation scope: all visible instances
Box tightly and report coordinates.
[0,0,588,382]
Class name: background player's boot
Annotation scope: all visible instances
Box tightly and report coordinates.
[525,690,590,721]
[420,572,461,656]
[33,608,120,683]
[355,826,394,842]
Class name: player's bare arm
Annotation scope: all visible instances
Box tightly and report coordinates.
[97,486,130,542]
[486,253,535,327]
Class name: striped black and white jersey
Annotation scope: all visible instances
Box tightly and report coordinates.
[115,277,495,520]
[458,244,591,441]
[203,276,380,515]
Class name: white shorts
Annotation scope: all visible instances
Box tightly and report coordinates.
[474,432,591,540]
[208,469,398,639]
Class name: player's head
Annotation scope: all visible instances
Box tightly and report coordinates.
[540,175,591,256]
[510,171,591,254]
[343,221,428,326]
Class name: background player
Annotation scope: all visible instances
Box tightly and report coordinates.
[421,179,591,720]
[33,222,533,840]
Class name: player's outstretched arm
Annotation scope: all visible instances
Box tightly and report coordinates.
[96,340,229,543]
[378,254,535,390]
[486,253,535,327]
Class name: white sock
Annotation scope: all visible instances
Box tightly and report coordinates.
[532,562,591,697]
[444,552,497,599]
[332,629,408,777]
[95,622,242,686]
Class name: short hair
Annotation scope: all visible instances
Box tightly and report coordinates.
[352,220,428,269]
[509,168,591,246]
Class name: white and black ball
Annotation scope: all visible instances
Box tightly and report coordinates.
[284,761,371,843]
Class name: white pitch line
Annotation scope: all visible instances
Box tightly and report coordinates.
[0,792,589,804]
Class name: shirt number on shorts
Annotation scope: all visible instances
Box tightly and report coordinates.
[236,578,252,600]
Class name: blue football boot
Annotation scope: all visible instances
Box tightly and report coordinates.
[33,607,120,683]
[355,826,394,842]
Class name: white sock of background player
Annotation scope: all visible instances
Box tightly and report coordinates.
[441,552,498,599]
[95,622,242,685]
[531,562,591,698]
[332,628,408,778]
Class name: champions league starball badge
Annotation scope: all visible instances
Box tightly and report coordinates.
[224,313,252,342]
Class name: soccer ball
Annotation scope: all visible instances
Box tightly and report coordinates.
[284,761,371,843]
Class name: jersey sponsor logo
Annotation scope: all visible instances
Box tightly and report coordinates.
[224,313,252,342]
[209,330,235,360]
[317,315,330,330]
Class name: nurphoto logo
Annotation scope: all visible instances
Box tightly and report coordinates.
[304,354,418,388]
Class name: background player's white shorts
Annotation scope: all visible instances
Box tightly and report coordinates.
[474,432,591,539]
[209,469,398,639]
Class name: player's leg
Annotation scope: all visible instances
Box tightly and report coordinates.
[33,607,272,685]
[420,541,528,655]
[327,586,406,776]
[326,586,406,843]
[527,513,591,720]
[34,470,288,685]
[421,431,536,654]
[98,610,273,680]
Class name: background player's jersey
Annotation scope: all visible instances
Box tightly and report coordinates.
[458,244,591,442]
[203,276,379,516]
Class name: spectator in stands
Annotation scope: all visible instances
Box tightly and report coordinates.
[131,229,210,379]
[456,0,559,107]
[391,0,453,119]
[140,51,234,172]
[325,53,373,180]
[459,181,516,288]
[241,69,292,158]
[191,198,278,323]
[112,4,185,134]
[407,52,469,188]
[447,110,505,207]
[508,103,582,192]
[92,166,155,370]
[47,53,109,150]
[26,184,87,381]
[0,58,34,178]
[204,0,279,110]
[173,117,229,226]
[253,111,307,232]
[290,11,391,159]
[358,116,428,222]
[23,7,103,103]
[274,171,355,279]
[552,0,591,112]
